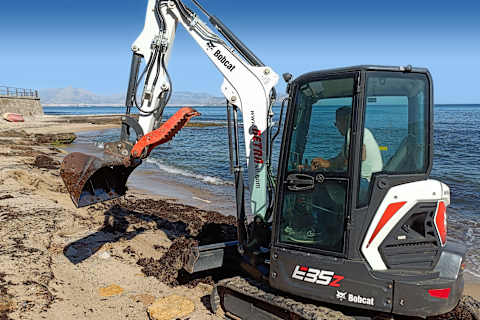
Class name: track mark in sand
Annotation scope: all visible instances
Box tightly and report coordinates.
[1,169,66,194]
[192,196,211,204]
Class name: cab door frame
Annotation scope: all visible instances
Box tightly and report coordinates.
[271,69,363,258]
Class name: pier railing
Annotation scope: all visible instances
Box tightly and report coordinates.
[0,86,38,98]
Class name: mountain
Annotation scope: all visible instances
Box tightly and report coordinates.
[39,87,225,106]
[39,87,123,106]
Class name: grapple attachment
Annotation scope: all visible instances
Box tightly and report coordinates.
[60,107,200,208]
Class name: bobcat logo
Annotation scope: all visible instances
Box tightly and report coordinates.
[206,41,216,51]
[336,290,347,302]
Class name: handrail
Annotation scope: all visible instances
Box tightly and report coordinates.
[0,86,38,98]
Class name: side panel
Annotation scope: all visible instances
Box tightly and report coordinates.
[361,179,448,270]
[269,247,393,313]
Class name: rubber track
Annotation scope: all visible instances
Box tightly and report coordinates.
[214,276,354,320]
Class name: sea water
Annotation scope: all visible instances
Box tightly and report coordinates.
[46,105,480,277]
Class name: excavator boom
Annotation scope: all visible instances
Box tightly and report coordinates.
[60,0,278,213]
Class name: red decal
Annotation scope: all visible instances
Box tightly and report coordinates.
[299,266,308,272]
[329,275,344,287]
[367,201,406,247]
[428,288,451,299]
[251,127,263,165]
[254,157,264,164]
[435,201,447,245]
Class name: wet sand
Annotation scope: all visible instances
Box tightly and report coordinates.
[0,116,479,320]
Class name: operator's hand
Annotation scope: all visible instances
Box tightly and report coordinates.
[311,157,330,170]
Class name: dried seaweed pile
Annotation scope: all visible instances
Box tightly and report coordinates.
[89,198,237,287]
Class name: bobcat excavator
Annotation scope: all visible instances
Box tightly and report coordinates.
[60,0,468,318]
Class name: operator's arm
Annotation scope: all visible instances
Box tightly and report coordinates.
[310,144,366,170]
[311,152,346,170]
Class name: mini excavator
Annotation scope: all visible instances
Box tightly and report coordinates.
[60,0,467,318]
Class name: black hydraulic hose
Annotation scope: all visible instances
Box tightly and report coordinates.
[161,54,173,105]
[151,54,173,122]
[232,106,248,251]
[144,48,159,86]
[226,102,234,174]
[133,64,149,110]
[152,51,162,88]
[190,0,264,67]
[125,53,142,113]
[272,97,288,144]
[210,16,264,67]
[173,0,193,21]
[154,0,165,30]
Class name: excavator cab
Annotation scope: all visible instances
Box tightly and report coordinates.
[263,66,465,317]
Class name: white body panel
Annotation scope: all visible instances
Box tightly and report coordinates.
[133,0,178,134]
[361,179,450,271]
[130,0,279,217]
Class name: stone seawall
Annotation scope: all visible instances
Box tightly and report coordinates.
[0,96,43,116]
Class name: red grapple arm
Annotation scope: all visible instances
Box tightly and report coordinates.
[131,107,200,158]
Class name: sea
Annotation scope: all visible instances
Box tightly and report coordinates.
[45,105,480,279]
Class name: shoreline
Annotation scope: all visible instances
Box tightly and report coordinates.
[0,115,478,319]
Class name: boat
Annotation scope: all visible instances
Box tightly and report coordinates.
[3,113,25,122]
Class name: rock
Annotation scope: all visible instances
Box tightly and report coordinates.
[129,294,156,306]
[0,297,14,312]
[98,284,124,297]
[33,155,60,169]
[98,251,111,259]
[147,295,194,320]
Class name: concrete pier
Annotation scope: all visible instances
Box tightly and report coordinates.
[0,86,43,116]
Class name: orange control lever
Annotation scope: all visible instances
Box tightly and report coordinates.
[131,107,200,159]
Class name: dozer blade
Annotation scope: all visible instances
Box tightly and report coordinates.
[60,107,200,208]
[60,151,140,208]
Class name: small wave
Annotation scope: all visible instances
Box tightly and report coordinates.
[465,268,480,280]
[466,228,475,246]
[95,141,105,149]
[145,158,232,186]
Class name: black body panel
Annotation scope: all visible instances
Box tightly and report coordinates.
[392,240,465,317]
[269,247,394,313]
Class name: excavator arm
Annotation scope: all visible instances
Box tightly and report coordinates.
[60,0,279,227]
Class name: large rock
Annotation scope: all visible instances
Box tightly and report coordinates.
[147,295,195,320]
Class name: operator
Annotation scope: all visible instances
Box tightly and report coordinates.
[310,106,383,182]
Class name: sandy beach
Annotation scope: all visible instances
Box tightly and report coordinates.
[0,116,478,320]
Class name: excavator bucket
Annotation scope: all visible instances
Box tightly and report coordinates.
[60,107,200,208]
[60,151,140,208]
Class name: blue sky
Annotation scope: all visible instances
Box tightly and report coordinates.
[1,0,479,104]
